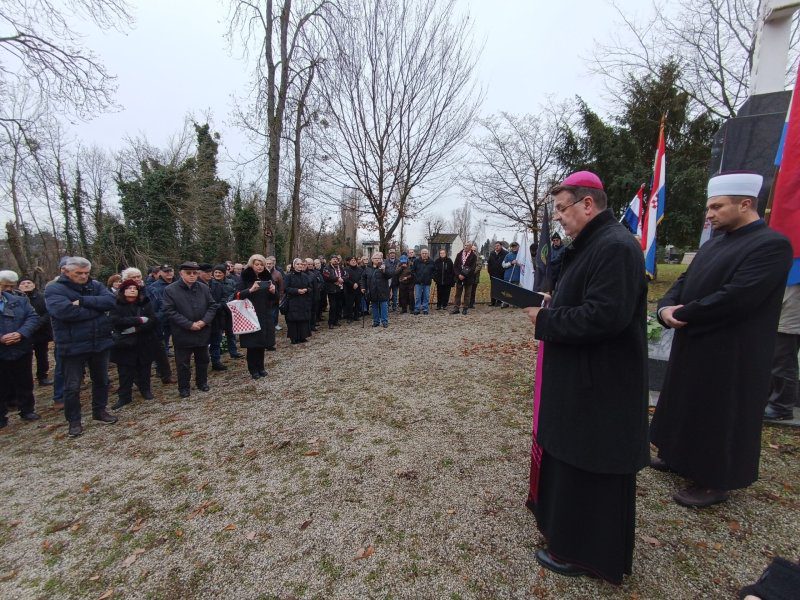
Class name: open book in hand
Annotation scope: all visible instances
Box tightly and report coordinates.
[490,277,545,308]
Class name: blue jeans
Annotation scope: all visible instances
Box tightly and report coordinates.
[62,350,110,423]
[414,284,430,313]
[209,329,223,364]
[371,301,389,326]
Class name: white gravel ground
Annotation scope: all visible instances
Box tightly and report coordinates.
[0,306,798,599]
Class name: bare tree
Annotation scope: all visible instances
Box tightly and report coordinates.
[227,0,333,256]
[590,0,799,119]
[423,213,445,241]
[0,0,132,126]
[318,0,481,254]
[462,107,570,242]
[449,202,474,248]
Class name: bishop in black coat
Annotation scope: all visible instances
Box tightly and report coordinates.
[651,220,792,492]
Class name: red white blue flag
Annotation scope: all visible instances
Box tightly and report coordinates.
[621,183,645,236]
[641,120,666,279]
[770,64,800,285]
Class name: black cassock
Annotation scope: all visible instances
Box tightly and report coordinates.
[651,220,792,490]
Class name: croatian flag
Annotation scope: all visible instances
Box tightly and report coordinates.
[621,184,645,235]
[770,64,800,285]
[641,121,666,279]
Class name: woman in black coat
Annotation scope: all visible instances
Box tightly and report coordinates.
[110,279,161,408]
[234,255,277,379]
[433,249,455,310]
[284,258,312,344]
[18,277,53,385]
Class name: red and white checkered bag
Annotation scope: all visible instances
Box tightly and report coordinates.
[227,299,262,335]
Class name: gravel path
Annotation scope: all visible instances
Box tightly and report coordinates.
[0,306,797,599]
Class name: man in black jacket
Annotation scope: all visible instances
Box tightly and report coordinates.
[163,262,219,398]
[343,256,363,323]
[361,252,395,328]
[523,171,648,585]
[450,242,477,315]
[18,277,53,385]
[321,255,347,328]
[411,248,435,315]
[487,242,508,307]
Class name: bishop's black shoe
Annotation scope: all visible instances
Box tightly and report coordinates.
[534,549,595,578]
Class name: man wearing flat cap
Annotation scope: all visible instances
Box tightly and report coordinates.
[523,171,649,584]
[162,262,219,398]
[650,172,792,508]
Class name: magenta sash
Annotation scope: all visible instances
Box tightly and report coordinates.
[527,341,545,506]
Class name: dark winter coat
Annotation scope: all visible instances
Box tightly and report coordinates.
[110,295,161,366]
[396,264,415,289]
[209,278,236,333]
[235,266,277,349]
[45,275,116,357]
[147,278,171,321]
[284,271,313,322]
[321,264,347,295]
[0,291,39,360]
[345,265,364,294]
[361,263,394,301]
[24,289,52,344]
[434,257,455,286]
[411,257,435,285]
[306,268,324,304]
[487,248,508,279]
[453,249,478,285]
[162,279,218,349]
[650,220,792,490]
[534,209,649,474]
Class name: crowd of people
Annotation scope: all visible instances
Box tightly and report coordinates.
[0,240,516,438]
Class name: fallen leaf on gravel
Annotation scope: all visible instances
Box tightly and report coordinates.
[98,589,114,599]
[45,518,80,534]
[246,531,257,541]
[244,448,258,458]
[446,509,456,515]
[8,520,20,527]
[728,520,741,533]
[69,522,82,532]
[130,518,145,532]
[768,443,779,449]
[274,440,291,449]
[175,529,184,538]
[695,541,708,550]
[299,519,313,531]
[354,545,375,560]
[171,429,192,438]
[196,482,209,491]
[122,548,145,567]
[187,500,214,520]
[303,450,320,456]
[89,575,101,581]
[641,535,662,546]
[0,571,17,582]
[713,542,722,551]
[222,523,237,531]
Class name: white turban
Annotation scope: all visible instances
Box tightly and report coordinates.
[707,172,763,199]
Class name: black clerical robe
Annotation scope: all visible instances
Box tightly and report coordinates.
[651,220,792,490]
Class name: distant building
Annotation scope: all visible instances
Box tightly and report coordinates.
[361,240,381,258]
[427,233,464,259]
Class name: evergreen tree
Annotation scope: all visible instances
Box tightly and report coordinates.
[192,123,231,262]
[231,188,261,261]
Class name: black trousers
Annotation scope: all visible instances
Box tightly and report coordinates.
[0,353,35,421]
[174,346,209,393]
[246,347,265,375]
[469,277,479,307]
[33,340,50,381]
[767,332,800,415]
[435,283,452,308]
[152,338,173,380]
[287,320,310,343]
[399,285,414,310]
[530,451,635,585]
[344,291,360,320]
[63,350,110,423]
[327,292,343,325]
[117,361,152,402]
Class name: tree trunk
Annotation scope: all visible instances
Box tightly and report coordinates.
[5,221,31,277]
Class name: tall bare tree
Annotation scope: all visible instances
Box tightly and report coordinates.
[423,213,445,241]
[462,107,570,242]
[449,202,474,248]
[227,0,333,256]
[591,0,799,119]
[318,0,481,254]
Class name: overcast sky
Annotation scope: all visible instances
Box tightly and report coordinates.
[72,0,650,247]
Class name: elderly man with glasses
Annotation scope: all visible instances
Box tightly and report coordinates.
[522,171,649,585]
[162,262,219,399]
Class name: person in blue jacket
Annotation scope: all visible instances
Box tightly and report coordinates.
[45,256,119,438]
[0,270,41,427]
[501,241,521,307]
